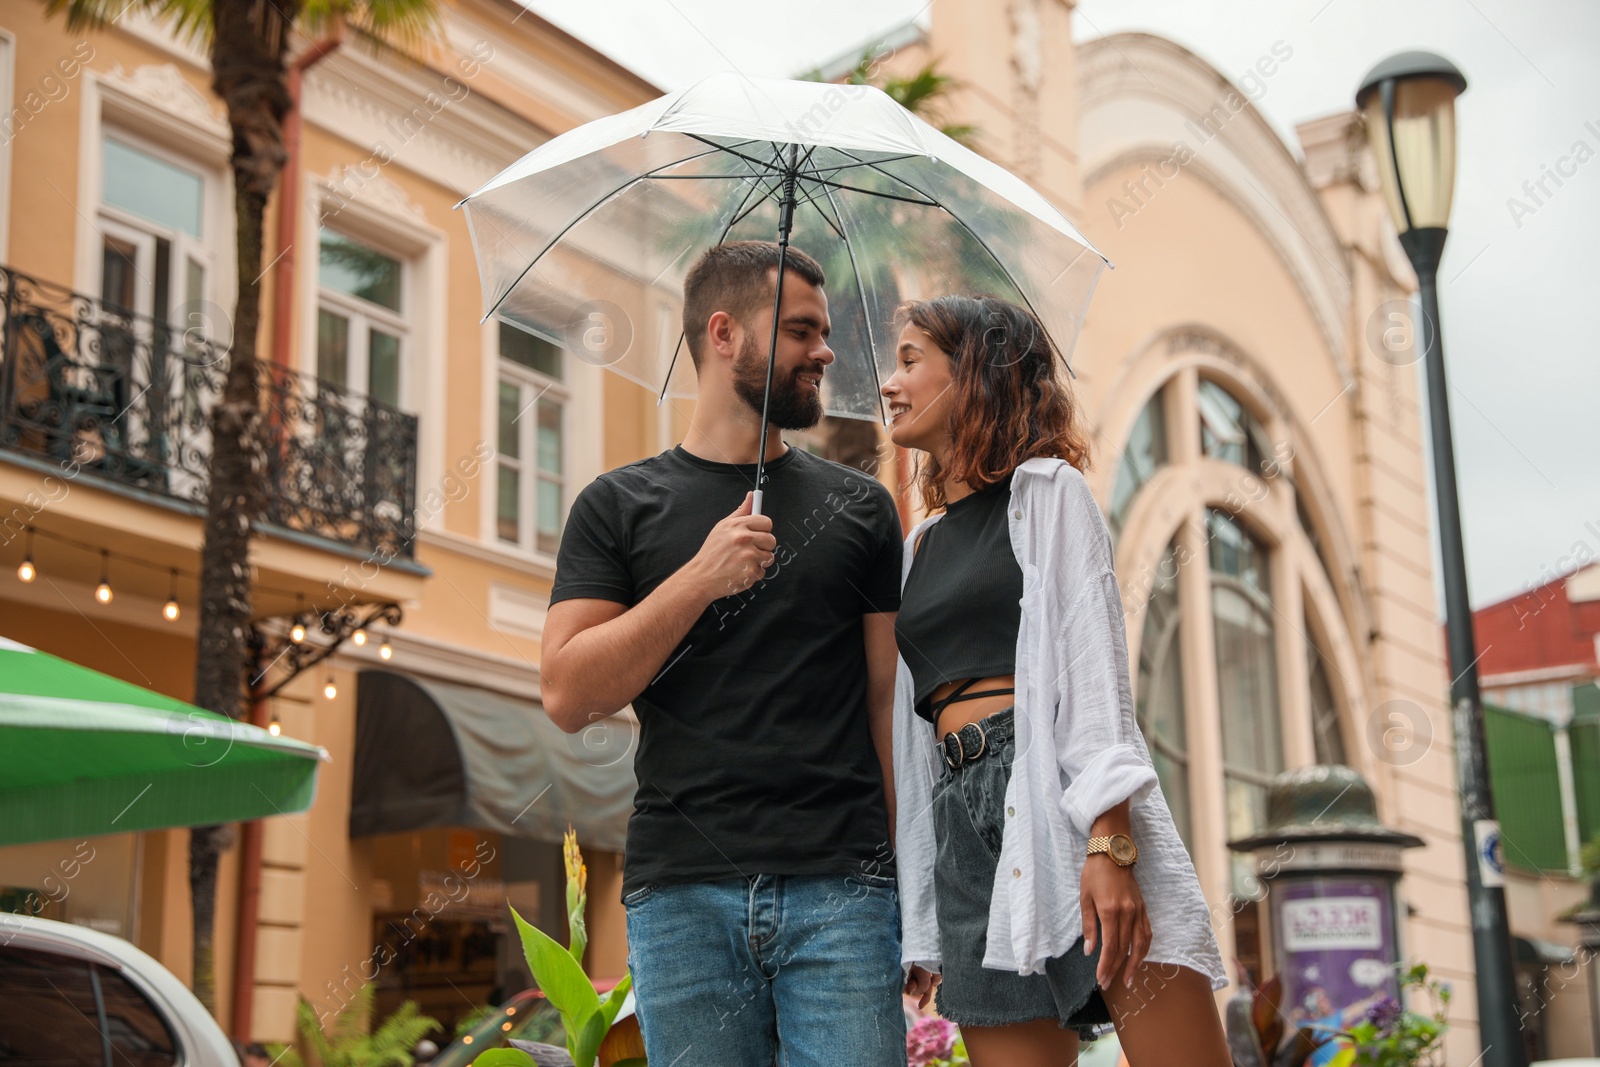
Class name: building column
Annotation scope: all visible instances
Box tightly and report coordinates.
[1167,368,1236,969]
[250,690,312,1042]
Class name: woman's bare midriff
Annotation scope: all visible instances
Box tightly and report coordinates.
[931,674,1017,736]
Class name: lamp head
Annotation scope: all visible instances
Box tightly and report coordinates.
[1356,51,1468,236]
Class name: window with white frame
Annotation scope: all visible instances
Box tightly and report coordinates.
[317,226,407,409]
[496,321,567,555]
[98,131,213,333]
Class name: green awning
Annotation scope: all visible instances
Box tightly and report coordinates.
[0,636,326,845]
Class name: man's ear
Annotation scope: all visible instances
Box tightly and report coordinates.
[705,309,739,364]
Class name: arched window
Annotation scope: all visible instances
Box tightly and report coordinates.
[1198,378,1273,476]
[1208,508,1283,844]
[1136,541,1191,850]
[1307,626,1348,765]
[1110,387,1168,543]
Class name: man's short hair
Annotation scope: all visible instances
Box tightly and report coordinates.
[682,241,826,368]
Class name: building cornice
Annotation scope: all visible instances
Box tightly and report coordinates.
[1078,33,1352,383]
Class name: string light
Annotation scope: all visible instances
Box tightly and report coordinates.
[268,713,282,737]
[162,569,181,621]
[94,551,113,604]
[290,596,307,643]
[351,628,367,646]
[323,674,338,700]
[379,639,393,661]
[17,528,35,583]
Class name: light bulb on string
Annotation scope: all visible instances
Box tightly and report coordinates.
[323,675,338,700]
[268,713,282,737]
[379,639,393,661]
[162,569,181,622]
[17,527,35,583]
[290,596,307,643]
[95,551,113,604]
[352,628,367,646]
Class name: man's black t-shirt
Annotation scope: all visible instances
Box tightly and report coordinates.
[549,444,903,898]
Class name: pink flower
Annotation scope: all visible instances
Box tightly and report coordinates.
[906,1016,958,1067]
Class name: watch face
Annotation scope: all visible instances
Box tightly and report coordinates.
[1109,834,1138,865]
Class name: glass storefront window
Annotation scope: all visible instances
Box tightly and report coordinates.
[1110,387,1168,543]
[1136,541,1192,850]
[1209,509,1282,897]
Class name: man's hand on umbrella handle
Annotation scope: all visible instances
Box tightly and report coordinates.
[686,491,777,601]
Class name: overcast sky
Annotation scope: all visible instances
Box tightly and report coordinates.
[524,0,1600,614]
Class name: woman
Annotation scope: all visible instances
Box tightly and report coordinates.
[884,295,1231,1066]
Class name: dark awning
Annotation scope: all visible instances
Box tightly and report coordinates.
[350,669,636,851]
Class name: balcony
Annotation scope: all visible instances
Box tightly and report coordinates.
[0,264,418,560]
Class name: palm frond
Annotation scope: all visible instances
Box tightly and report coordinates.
[300,0,446,60]
[43,0,209,40]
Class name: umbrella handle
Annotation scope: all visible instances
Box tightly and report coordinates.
[751,489,765,516]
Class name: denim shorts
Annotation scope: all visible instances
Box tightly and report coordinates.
[931,707,1112,1037]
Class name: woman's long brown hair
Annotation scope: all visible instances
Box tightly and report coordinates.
[898,295,1092,512]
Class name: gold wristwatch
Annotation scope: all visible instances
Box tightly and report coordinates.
[1086,833,1139,867]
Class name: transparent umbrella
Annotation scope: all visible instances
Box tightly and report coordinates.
[457,72,1111,508]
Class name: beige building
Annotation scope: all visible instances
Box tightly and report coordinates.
[0,0,665,1042]
[0,0,1526,1058]
[844,3,1484,1059]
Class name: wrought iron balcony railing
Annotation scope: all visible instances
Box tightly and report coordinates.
[0,264,418,560]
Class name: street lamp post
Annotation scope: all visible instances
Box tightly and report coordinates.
[1356,52,1528,1067]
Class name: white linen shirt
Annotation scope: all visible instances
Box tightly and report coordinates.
[892,457,1227,990]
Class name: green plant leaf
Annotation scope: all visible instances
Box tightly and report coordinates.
[511,905,601,1023]
[469,1050,540,1067]
[1325,1050,1357,1067]
[571,1008,609,1067]
[597,972,633,1032]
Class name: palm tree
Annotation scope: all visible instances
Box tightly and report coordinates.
[807,49,981,473]
[44,0,439,1014]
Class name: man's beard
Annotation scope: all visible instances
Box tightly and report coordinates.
[731,333,824,430]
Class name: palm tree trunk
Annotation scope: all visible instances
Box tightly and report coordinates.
[188,0,296,1017]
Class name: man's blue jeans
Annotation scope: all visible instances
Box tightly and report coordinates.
[623,872,907,1067]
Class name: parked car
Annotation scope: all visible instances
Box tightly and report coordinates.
[0,913,238,1066]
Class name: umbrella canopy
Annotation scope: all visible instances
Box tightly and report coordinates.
[0,636,326,846]
[457,73,1111,431]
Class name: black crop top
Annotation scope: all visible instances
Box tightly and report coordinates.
[894,473,1025,723]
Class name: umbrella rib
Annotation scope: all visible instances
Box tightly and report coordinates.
[480,142,742,323]
[798,184,847,243]
[817,180,891,427]
[820,147,954,206]
[654,168,782,408]
[682,134,788,177]
[803,175,940,207]
[724,173,790,234]
[801,152,924,178]
[827,146,1088,375]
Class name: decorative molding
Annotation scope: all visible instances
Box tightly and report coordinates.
[1077,34,1352,381]
[110,8,210,71]
[488,582,548,639]
[321,164,428,224]
[100,63,226,140]
[418,527,557,581]
[300,41,548,203]
[1009,0,1044,180]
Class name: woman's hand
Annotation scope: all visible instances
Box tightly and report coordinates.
[904,965,940,1010]
[1081,854,1152,989]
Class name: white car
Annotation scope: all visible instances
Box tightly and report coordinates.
[0,913,239,1066]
